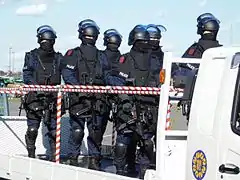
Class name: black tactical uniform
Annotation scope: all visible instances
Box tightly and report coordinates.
[178,13,222,122]
[102,29,122,69]
[61,19,111,170]
[113,25,162,179]
[101,29,123,137]
[23,25,63,161]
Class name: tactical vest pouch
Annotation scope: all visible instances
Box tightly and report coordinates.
[27,101,44,112]
[69,98,92,117]
[24,92,44,110]
[92,74,105,85]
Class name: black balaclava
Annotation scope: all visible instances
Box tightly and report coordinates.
[80,36,98,61]
[81,36,97,46]
[149,40,160,50]
[40,39,55,53]
[133,40,151,53]
[107,43,119,52]
[201,31,217,41]
[105,43,121,64]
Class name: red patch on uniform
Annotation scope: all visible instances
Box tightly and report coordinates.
[188,48,196,55]
[119,56,125,64]
[66,49,73,56]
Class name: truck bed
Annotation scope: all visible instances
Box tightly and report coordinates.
[0,114,187,180]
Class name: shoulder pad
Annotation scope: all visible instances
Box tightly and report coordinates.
[119,53,129,64]
[66,49,74,56]
[187,48,196,55]
[119,56,125,64]
[187,43,198,55]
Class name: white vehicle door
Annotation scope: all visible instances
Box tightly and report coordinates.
[216,52,240,180]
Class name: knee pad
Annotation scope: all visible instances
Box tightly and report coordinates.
[72,128,84,144]
[25,127,38,146]
[114,143,127,159]
[114,143,128,171]
[26,127,38,140]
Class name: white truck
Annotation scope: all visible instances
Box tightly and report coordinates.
[0,46,240,180]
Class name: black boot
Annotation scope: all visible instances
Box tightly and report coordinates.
[116,165,128,176]
[25,134,36,158]
[139,165,148,179]
[88,157,101,170]
[27,146,36,158]
[25,128,38,158]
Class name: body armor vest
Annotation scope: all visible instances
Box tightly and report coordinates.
[31,49,61,85]
[74,47,104,85]
[102,49,121,71]
[122,52,160,87]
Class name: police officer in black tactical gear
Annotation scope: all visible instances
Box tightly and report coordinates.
[177,13,222,122]
[146,24,180,78]
[147,24,166,59]
[101,29,123,136]
[22,25,63,161]
[102,29,122,69]
[112,25,162,178]
[61,19,112,170]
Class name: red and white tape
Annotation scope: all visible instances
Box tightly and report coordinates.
[165,102,172,130]
[55,91,62,163]
[21,84,183,92]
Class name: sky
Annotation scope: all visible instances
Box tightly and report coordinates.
[0,0,240,72]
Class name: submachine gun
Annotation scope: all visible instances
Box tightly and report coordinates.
[76,72,105,129]
[116,78,146,148]
[39,75,55,129]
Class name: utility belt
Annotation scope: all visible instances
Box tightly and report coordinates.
[69,93,108,120]
[19,92,66,116]
[80,73,105,86]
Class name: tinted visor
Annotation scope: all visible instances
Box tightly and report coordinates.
[104,29,122,38]
[78,19,100,31]
[148,24,167,32]
[197,13,220,24]
[37,25,57,38]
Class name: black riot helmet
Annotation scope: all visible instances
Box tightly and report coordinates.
[128,25,150,46]
[103,29,122,47]
[197,13,220,35]
[36,25,57,44]
[78,19,100,44]
[37,25,57,52]
[147,24,167,40]
[146,24,167,49]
